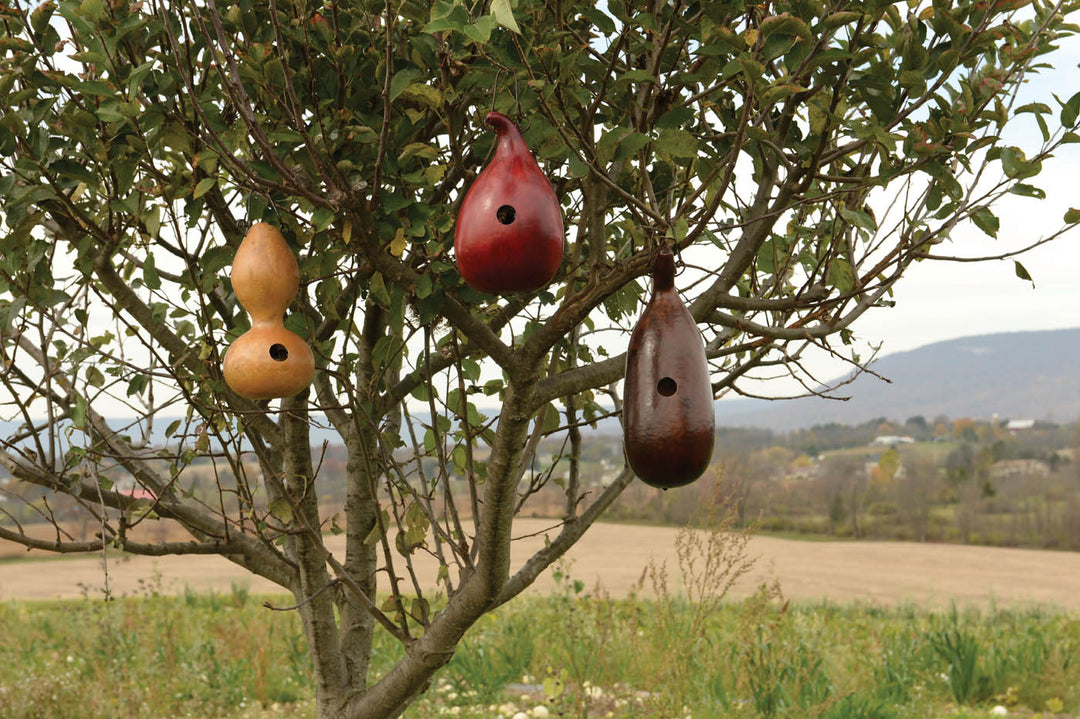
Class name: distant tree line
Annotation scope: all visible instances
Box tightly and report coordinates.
[607,416,1080,549]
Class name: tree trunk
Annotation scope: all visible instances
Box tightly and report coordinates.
[336,421,380,692]
[281,394,349,715]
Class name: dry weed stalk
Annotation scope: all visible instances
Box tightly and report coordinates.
[642,488,758,714]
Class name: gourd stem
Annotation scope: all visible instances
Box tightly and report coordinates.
[485,111,530,161]
[652,247,676,292]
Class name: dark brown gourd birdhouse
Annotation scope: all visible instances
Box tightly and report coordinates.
[623,248,715,489]
[222,223,314,400]
[454,112,564,294]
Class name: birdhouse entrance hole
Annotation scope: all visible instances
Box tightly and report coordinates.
[269,343,289,362]
[496,205,517,224]
[657,377,677,396]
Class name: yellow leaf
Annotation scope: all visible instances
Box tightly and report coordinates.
[745,28,759,47]
[343,218,352,244]
[389,227,407,257]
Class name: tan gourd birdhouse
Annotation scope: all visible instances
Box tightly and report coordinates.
[222,223,314,400]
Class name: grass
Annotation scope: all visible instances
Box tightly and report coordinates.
[0,585,320,719]
[1,584,1079,718]
[3,510,1080,719]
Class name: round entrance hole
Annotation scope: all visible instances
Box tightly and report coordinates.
[657,377,677,396]
[269,343,289,362]
[496,205,517,224]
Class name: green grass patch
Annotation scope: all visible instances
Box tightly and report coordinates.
[3,582,1080,718]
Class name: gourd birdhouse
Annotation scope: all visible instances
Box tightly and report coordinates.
[454,112,564,294]
[222,223,315,400]
[623,248,715,489]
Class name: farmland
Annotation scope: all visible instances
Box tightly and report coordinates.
[6,518,1080,608]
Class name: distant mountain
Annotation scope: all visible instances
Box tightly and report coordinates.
[3,330,1078,447]
[715,328,1080,431]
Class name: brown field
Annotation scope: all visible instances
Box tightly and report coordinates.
[3,518,1080,608]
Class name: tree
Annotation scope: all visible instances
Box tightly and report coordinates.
[1,0,1078,716]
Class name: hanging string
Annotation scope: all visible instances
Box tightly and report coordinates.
[488,65,528,132]
[489,67,503,114]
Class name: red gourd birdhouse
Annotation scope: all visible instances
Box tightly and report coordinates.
[454,112,564,294]
[222,223,315,400]
[623,248,715,489]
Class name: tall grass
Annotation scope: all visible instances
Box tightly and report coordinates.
[436,592,1080,719]
[2,567,1080,717]
[0,584,317,719]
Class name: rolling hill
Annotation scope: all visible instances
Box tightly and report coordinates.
[715,327,1080,430]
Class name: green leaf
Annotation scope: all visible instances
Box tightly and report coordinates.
[1008,183,1045,199]
[567,154,589,178]
[839,206,877,233]
[405,501,430,532]
[127,374,149,396]
[821,10,864,29]
[736,55,766,81]
[540,404,560,434]
[390,69,422,102]
[1014,260,1034,287]
[416,271,433,299]
[581,7,616,34]
[369,272,391,308]
[657,128,699,159]
[759,13,812,41]
[77,0,105,23]
[827,258,855,293]
[85,365,105,388]
[49,159,98,185]
[655,107,696,129]
[398,84,443,109]
[268,497,294,525]
[673,216,689,242]
[143,254,162,290]
[422,4,469,34]
[410,596,430,620]
[464,16,496,44]
[1059,90,1080,128]
[193,177,216,199]
[30,2,57,34]
[95,101,127,123]
[970,207,999,238]
[364,509,390,546]
[1065,208,1080,224]
[202,246,234,277]
[620,69,658,84]
[597,126,632,165]
[615,132,651,162]
[490,0,520,34]
[999,147,1040,180]
[389,228,407,257]
[71,395,87,430]
[143,205,161,239]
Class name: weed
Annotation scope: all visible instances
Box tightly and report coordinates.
[443,616,534,704]
[930,624,981,704]
[4,562,1080,719]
